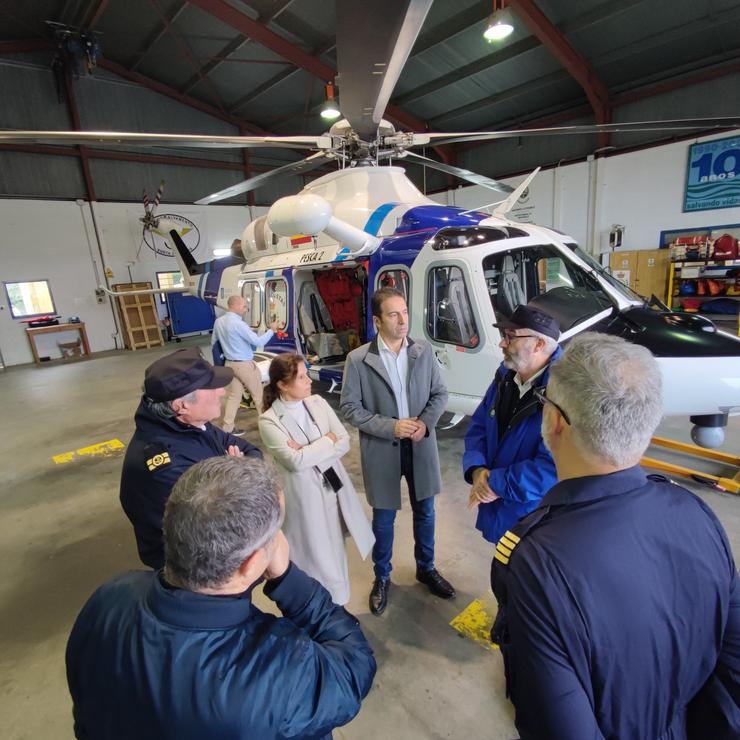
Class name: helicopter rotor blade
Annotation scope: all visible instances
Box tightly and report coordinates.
[336,0,432,140]
[405,117,740,147]
[0,130,332,150]
[398,151,514,193]
[195,152,334,205]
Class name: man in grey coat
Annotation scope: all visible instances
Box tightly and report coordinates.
[341,288,455,615]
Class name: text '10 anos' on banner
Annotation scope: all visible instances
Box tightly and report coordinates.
[684,134,740,213]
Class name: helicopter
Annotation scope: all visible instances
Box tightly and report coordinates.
[1,0,739,447]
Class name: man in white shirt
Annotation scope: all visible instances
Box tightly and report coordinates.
[341,288,454,616]
[212,295,279,434]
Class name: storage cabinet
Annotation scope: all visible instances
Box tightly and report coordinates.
[608,249,670,303]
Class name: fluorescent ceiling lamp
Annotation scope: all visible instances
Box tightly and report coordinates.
[213,248,232,257]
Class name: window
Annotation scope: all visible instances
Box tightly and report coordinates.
[377,267,410,304]
[156,271,184,304]
[426,266,479,348]
[4,280,56,319]
[265,279,288,329]
[483,246,613,332]
[241,281,262,328]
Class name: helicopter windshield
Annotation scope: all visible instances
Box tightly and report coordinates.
[482,244,617,332]
[564,242,645,303]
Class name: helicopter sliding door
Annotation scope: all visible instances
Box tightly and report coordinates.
[421,260,496,410]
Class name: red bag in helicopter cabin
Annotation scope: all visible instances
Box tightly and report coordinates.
[315,270,362,332]
[712,234,739,260]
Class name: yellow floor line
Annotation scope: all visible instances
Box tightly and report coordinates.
[449,598,499,651]
[53,438,125,465]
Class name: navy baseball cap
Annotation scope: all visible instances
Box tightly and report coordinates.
[144,348,233,401]
[494,305,560,341]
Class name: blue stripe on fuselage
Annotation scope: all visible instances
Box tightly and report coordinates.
[364,202,399,236]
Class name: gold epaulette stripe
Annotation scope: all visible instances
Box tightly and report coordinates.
[499,534,517,550]
[494,550,510,565]
[503,530,521,544]
[496,541,512,557]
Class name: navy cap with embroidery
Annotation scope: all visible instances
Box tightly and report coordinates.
[494,305,561,341]
[144,348,233,401]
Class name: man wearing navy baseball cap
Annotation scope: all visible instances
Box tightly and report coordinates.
[462,303,562,569]
[120,347,263,569]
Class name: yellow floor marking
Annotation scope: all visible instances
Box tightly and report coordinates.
[53,438,125,465]
[449,598,499,650]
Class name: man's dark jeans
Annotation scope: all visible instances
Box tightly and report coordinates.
[371,439,435,580]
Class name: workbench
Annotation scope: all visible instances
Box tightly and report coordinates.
[25,322,91,365]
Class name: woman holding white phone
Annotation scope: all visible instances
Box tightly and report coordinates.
[258,353,374,605]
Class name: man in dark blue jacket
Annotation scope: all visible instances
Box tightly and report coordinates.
[68,456,376,740]
[462,304,561,548]
[491,333,740,739]
[120,347,262,569]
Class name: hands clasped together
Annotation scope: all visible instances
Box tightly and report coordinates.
[393,417,427,442]
[468,467,499,510]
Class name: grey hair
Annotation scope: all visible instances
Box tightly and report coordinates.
[143,390,199,420]
[532,330,558,356]
[163,456,283,590]
[547,332,662,467]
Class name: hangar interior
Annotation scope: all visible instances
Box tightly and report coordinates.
[0,1,739,737]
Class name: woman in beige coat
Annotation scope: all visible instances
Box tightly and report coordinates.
[258,353,374,605]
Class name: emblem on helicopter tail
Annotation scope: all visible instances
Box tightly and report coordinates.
[143,214,200,258]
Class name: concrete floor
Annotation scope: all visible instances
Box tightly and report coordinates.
[1,338,738,740]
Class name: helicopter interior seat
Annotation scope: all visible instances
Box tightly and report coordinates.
[447,274,474,345]
[499,254,526,317]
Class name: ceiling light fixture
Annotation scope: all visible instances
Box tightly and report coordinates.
[484,0,514,41]
[320,82,341,120]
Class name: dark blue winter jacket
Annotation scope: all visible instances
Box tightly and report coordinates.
[66,563,376,739]
[120,398,262,569]
[462,347,561,544]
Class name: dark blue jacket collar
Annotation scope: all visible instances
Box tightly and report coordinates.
[134,397,214,438]
[145,571,255,630]
[541,465,648,507]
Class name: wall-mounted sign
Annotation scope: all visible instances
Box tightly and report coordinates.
[684,134,740,212]
[143,214,200,257]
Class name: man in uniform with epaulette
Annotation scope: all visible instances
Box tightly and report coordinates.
[491,333,740,739]
[463,304,561,548]
[120,347,262,569]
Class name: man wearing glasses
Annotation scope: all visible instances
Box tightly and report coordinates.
[462,304,561,554]
[490,333,740,739]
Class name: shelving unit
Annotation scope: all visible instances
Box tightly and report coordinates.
[668,260,740,335]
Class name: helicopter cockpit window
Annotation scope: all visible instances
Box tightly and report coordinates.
[428,226,527,250]
[241,280,261,328]
[483,246,613,332]
[265,279,288,329]
[377,267,410,304]
[426,265,479,349]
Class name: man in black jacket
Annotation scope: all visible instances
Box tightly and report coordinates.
[70,456,376,739]
[120,347,262,569]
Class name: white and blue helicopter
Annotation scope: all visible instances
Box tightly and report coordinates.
[3,0,739,447]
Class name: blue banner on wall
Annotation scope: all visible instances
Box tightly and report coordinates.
[684,134,740,212]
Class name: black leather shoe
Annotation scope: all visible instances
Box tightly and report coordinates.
[369,578,390,615]
[416,568,456,599]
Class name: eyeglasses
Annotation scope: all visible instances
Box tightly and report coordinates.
[501,331,537,343]
[533,386,571,425]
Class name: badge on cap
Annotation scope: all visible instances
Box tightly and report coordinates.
[147,452,171,471]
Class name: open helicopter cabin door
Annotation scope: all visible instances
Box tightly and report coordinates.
[294,263,368,365]
[482,244,615,340]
